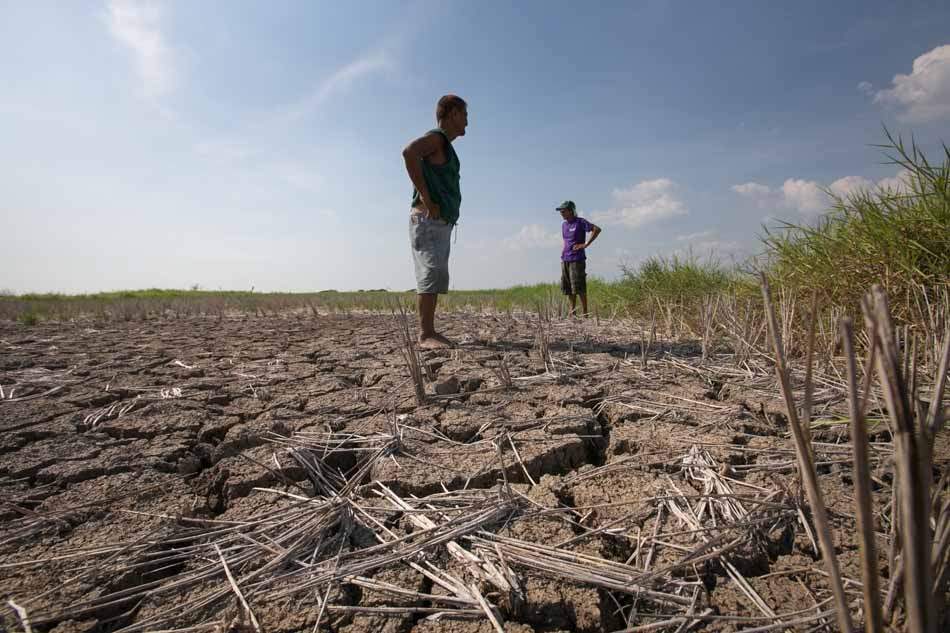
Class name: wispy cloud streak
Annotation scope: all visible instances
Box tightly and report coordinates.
[105,0,175,99]
[280,51,392,125]
[504,224,562,250]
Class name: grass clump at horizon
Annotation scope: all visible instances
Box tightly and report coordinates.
[612,254,748,306]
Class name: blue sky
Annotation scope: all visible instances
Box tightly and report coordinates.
[2,1,949,293]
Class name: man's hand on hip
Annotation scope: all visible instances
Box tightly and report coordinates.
[425,200,442,221]
[572,243,586,252]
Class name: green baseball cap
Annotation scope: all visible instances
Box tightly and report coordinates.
[556,200,576,212]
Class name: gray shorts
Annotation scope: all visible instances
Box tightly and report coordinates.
[409,211,453,294]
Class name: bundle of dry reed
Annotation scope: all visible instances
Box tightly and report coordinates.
[762,275,949,633]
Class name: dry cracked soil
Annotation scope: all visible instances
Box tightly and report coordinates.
[0,312,946,632]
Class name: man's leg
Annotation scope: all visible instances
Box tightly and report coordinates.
[418,293,452,348]
[572,261,588,317]
[561,262,576,315]
[429,222,454,346]
[418,292,437,339]
[412,219,453,349]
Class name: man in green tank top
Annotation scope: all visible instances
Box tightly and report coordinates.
[402,95,467,348]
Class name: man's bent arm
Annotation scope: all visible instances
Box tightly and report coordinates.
[585,225,602,248]
[402,133,443,213]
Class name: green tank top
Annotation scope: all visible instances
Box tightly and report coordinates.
[410,128,461,225]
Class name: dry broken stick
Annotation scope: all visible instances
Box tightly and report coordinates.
[374,483,514,598]
[471,534,693,608]
[215,543,262,633]
[867,286,937,633]
[392,300,426,406]
[840,317,884,633]
[667,448,787,623]
[5,599,32,633]
[760,273,854,633]
[802,289,819,440]
[641,307,657,369]
[491,353,513,390]
[534,308,553,373]
[714,292,767,368]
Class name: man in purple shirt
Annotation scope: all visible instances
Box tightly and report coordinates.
[557,200,602,317]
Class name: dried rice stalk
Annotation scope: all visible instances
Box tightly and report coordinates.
[760,273,854,633]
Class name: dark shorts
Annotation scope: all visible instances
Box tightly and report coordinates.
[561,260,587,295]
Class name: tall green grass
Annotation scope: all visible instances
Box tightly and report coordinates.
[762,132,949,323]
[615,254,745,304]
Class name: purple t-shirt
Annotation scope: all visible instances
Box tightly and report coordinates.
[562,217,594,262]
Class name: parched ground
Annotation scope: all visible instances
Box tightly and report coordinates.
[0,312,946,632]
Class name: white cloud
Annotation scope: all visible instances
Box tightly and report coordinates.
[504,224,562,251]
[731,182,771,197]
[734,167,916,216]
[829,175,874,198]
[105,0,175,99]
[675,230,716,242]
[781,179,826,214]
[877,169,914,193]
[857,80,874,95]
[731,182,773,209]
[874,44,950,122]
[592,178,687,228]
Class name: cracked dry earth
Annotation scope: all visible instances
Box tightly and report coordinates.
[0,313,945,632]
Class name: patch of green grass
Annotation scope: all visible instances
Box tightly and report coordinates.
[595,253,754,321]
[622,254,741,296]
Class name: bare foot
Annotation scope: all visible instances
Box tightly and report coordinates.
[418,334,451,349]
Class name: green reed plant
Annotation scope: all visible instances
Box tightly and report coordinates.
[609,253,753,333]
[762,131,949,325]
[617,254,743,302]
